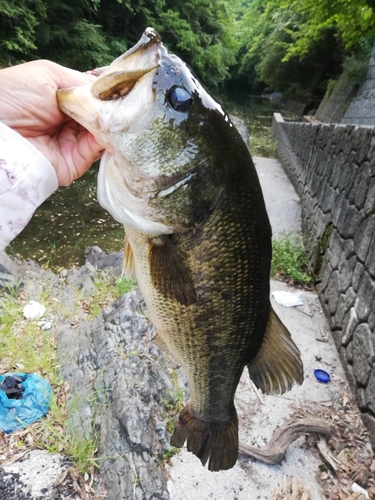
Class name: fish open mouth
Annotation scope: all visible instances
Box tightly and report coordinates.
[56,28,165,142]
[90,28,162,101]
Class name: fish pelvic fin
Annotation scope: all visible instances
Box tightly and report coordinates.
[170,404,238,472]
[148,235,196,306]
[248,307,303,394]
[122,233,135,279]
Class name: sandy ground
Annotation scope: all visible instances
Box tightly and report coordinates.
[166,156,350,499]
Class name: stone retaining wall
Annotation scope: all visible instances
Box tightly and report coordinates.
[315,42,375,125]
[341,45,375,125]
[272,113,375,448]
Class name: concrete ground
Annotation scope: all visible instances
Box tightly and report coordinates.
[166,156,349,499]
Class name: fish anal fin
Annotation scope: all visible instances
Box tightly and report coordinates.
[171,403,238,472]
[148,236,196,306]
[122,232,135,279]
[248,307,304,395]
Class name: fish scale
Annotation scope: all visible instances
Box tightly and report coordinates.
[124,162,270,422]
[56,27,304,472]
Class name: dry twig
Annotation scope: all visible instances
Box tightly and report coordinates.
[240,418,333,464]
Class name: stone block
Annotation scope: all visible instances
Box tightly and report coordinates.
[327,229,343,270]
[361,413,375,450]
[345,363,358,393]
[353,261,365,292]
[332,297,346,331]
[357,388,368,411]
[331,192,345,227]
[330,153,344,189]
[318,262,333,295]
[354,214,375,263]
[337,203,365,240]
[321,184,338,214]
[365,232,375,279]
[338,256,356,292]
[366,366,375,415]
[364,178,375,214]
[325,270,341,316]
[310,171,323,199]
[369,310,375,333]
[353,323,375,387]
[346,340,353,362]
[354,162,370,209]
[342,306,360,346]
[343,238,355,258]
[357,271,375,322]
[330,327,341,347]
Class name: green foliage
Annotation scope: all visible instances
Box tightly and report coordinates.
[340,53,370,86]
[279,0,375,59]
[77,270,136,319]
[235,0,375,100]
[271,233,311,285]
[115,276,137,297]
[0,0,240,88]
[0,0,40,64]
[164,369,185,434]
[159,0,239,87]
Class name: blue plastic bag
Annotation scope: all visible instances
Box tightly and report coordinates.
[0,372,52,433]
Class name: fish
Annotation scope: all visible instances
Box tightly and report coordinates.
[57,28,303,472]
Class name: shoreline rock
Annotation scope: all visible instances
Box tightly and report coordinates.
[0,249,185,500]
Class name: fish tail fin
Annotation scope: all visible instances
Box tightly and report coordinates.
[248,306,303,394]
[170,404,238,472]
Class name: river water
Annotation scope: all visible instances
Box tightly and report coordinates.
[6,96,279,271]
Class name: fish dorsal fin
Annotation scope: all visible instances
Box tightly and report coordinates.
[122,232,135,279]
[148,235,196,306]
[248,307,303,394]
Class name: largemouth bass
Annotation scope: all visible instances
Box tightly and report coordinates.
[57,28,303,472]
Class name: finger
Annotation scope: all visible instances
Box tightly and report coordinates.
[50,61,98,89]
[57,122,104,185]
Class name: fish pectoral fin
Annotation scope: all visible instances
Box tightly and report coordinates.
[148,235,196,306]
[122,232,135,279]
[247,307,303,394]
[171,403,239,472]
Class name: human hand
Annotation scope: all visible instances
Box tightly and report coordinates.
[0,60,104,186]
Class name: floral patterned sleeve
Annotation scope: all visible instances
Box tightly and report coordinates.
[0,122,58,251]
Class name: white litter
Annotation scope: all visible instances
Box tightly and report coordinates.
[37,320,53,330]
[272,291,304,307]
[23,300,46,320]
[351,483,369,498]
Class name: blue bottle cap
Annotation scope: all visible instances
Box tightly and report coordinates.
[314,369,331,383]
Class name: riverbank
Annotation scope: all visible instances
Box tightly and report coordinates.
[1,156,374,499]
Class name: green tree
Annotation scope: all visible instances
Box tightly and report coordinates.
[235,0,374,98]
[159,0,239,87]
[0,0,42,65]
[33,0,113,70]
[280,0,375,60]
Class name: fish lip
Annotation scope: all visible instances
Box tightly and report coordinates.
[123,27,162,59]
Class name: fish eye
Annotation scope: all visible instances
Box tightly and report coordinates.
[168,86,192,112]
